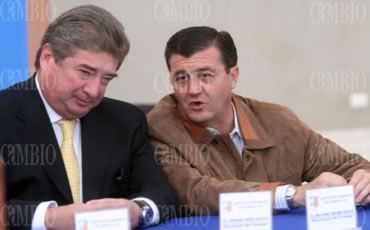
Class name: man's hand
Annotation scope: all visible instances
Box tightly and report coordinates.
[293,172,347,207]
[86,198,141,227]
[45,198,141,229]
[349,169,370,205]
[45,203,95,230]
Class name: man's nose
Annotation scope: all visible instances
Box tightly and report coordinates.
[187,78,203,95]
[83,77,101,98]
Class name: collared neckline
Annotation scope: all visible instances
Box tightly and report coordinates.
[177,94,275,150]
[206,103,241,138]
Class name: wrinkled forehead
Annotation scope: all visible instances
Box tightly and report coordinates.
[169,46,224,72]
[61,48,120,74]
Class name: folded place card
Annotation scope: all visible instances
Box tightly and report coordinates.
[306,185,358,230]
[75,206,130,230]
[219,191,272,230]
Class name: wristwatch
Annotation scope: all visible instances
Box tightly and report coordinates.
[285,185,298,210]
[134,200,154,227]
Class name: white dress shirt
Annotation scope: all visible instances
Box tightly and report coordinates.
[206,103,290,211]
[31,76,159,229]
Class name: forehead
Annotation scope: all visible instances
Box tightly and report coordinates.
[169,46,224,72]
[64,49,119,71]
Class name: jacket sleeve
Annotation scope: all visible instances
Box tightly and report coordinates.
[5,199,39,230]
[300,119,370,182]
[151,138,283,216]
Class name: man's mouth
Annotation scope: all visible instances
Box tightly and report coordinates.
[189,101,206,110]
[76,97,92,107]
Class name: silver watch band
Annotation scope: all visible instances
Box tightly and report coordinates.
[285,185,297,210]
[133,200,154,226]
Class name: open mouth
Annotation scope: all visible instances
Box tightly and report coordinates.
[189,101,206,110]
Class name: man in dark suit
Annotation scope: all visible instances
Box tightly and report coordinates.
[0,158,4,230]
[0,5,177,229]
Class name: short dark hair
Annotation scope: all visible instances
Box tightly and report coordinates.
[34,5,130,70]
[165,26,238,72]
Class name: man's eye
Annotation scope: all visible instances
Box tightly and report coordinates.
[174,75,189,83]
[199,72,214,79]
[79,69,92,76]
[104,77,113,81]
[101,77,113,85]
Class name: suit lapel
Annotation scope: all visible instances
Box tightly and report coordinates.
[15,77,73,203]
[81,109,115,202]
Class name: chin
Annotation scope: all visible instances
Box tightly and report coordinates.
[76,109,91,118]
[67,107,90,119]
[188,114,209,125]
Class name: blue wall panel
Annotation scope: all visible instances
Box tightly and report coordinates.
[0,0,28,90]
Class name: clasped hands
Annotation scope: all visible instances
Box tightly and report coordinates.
[293,169,370,207]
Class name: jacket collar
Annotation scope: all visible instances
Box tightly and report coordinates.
[14,77,74,203]
[177,94,275,150]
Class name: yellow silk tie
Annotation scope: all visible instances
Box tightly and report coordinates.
[58,119,80,203]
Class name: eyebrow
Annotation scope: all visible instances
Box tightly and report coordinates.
[197,67,215,72]
[79,64,118,78]
[172,67,214,76]
[172,70,187,76]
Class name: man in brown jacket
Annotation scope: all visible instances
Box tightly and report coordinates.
[147,26,370,215]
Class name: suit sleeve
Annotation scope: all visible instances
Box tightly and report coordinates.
[5,199,38,229]
[1,140,34,229]
[127,111,178,222]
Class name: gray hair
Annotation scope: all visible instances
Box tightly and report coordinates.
[34,4,130,70]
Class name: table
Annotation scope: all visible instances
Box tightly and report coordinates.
[149,206,370,229]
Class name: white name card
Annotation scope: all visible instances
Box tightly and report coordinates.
[306,185,358,230]
[75,206,130,230]
[220,191,272,230]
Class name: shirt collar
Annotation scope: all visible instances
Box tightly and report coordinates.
[177,94,275,149]
[230,103,242,137]
[35,74,79,124]
[206,103,242,138]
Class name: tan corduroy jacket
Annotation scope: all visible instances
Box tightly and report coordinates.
[147,94,370,215]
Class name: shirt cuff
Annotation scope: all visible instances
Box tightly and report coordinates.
[132,197,159,225]
[274,185,289,210]
[31,201,58,230]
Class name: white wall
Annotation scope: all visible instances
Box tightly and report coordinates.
[51,0,370,130]
[319,127,370,160]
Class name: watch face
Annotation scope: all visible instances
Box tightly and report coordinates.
[134,200,154,226]
[286,186,296,198]
[142,205,154,225]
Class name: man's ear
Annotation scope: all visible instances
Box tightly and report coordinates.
[39,43,55,69]
[229,66,239,89]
